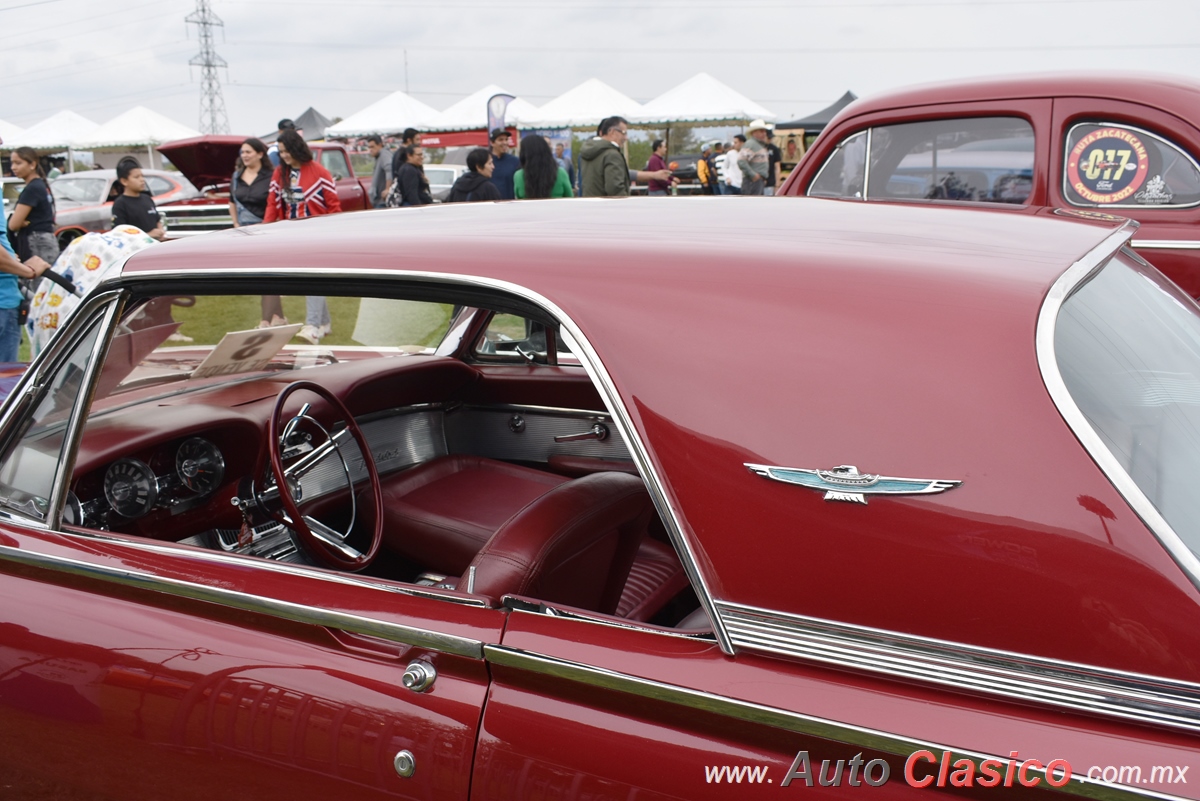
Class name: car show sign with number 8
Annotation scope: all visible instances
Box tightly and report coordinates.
[1067,127,1151,204]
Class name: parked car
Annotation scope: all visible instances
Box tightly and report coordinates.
[48,168,200,249]
[156,135,371,238]
[2,198,1199,799]
[781,73,1200,297]
[422,162,466,202]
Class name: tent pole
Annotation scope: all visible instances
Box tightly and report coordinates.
[67,147,74,173]
[147,143,154,169]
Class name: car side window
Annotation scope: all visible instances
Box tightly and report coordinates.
[473,313,574,365]
[145,176,174,197]
[320,150,349,181]
[810,118,1035,204]
[0,317,104,522]
[1063,122,1200,209]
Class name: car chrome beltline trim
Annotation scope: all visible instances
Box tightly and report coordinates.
[458,402,610,419]
[68,528,490,607]
[717,601,1200,734]
[484,644,1181,801]
[1130,239,1200,250]
[106,267,733,653]
[0,541,485,658]
[1037,235,1200,596]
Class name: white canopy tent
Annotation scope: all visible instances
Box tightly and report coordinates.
[436,85,542,131]
[522,78,644,130]
[73,106,201,169]
[632,73,776,125]
[324,90,443,138]
[4,110,98,152]
[0,118,24,145]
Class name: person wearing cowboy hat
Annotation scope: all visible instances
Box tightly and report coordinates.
[739,119,773,196]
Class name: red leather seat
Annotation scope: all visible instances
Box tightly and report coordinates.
[381,455,569,575]
[383,454,689,619]
[458,472,653,614]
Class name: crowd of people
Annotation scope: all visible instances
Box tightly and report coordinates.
[1,113,786,357]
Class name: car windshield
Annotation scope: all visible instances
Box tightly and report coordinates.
[51,177,109,203]
[91,294,455,406]
[1056,252,1200,555]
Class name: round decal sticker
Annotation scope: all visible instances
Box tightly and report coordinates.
[1067,127,1150,204]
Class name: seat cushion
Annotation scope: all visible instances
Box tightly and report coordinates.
[382,455,569,574]
[616,538,690,621]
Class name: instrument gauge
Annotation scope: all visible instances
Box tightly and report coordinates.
[176,437,225,496]
[104,459,159,518]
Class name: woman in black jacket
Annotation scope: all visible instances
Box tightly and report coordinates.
[446,148,502,203]
[386,146,433,207]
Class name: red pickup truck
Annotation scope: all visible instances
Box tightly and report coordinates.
[780,73,1200,297]
[157,135,371,238]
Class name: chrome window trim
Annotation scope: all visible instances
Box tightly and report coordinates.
[48,299,124,531]
[718,601,1200,735]
[1131,239,1200,250]
[485,643,1177,801]
[1062,121,1200,210]
[61,268,732,653]
[0,540,486,658]
[1036,227,1200,594]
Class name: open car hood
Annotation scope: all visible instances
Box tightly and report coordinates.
[157,135,246,189]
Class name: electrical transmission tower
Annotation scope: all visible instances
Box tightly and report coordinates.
[186,0,229,134]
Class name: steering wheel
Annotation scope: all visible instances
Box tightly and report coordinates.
[262,380,383,571]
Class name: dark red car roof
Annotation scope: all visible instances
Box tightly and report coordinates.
[834,71,1200,123]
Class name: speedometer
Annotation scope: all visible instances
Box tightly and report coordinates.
[104,459,159,518]
[176,437,225,495]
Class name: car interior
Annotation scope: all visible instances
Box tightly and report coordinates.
[1,286,710,635]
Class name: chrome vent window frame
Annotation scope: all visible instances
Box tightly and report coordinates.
[1036,222,1200,594]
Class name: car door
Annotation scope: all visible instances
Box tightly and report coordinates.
[0,293,503,801]
[1049,97,1200,297]
[317,147,369,211]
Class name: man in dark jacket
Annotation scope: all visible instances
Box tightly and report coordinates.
[581,116,673,197]
[447,148,503,203]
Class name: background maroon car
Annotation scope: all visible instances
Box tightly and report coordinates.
[781,72,1200,297]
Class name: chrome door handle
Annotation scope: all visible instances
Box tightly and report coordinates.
[554,423,608,443]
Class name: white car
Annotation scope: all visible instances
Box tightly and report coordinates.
[423,163,466,202]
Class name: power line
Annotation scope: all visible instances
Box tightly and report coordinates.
[227,39,1200,54]
[186,0,229,134]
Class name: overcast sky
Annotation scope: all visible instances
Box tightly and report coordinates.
[2,0,1198,135]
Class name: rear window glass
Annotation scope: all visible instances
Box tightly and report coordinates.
[1056,253,1200,555]
[1063,122,1200,208]
[809,117,1034,204]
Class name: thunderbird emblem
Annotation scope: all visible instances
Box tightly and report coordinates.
[745,463,960,505]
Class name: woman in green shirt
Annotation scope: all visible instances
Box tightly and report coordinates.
[514,135,573,199]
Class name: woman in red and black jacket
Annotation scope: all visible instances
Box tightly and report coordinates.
[264,130,342,344]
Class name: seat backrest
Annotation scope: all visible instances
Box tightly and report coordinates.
[459,472,652,614]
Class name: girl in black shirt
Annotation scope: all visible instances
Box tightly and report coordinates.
[230,137,271,226]
[110,158,164,240]
[7,146,60,265]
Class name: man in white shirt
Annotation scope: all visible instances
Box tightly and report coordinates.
[723,137,744,195]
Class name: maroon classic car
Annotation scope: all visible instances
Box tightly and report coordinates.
[0,199,1198,799]
[781,73,1200,297]
[156,135,371,237]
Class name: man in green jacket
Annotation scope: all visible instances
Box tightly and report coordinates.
[581,116,673,197]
